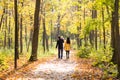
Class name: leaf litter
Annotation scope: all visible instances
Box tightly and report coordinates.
[3,51,104,80]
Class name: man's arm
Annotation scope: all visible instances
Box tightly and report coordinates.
[56,41,58,48]
[62,39,64,43]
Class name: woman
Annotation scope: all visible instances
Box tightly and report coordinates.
[64,37,71,59]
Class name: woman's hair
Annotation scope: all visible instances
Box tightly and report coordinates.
[66,37,70,44]
[58,36,60,39]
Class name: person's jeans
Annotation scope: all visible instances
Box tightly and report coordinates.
[66,51,70,59]
[58,49,63,59]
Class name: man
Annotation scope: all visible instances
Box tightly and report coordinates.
[56,36,64,59]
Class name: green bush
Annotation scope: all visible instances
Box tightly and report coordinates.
[0,53,8,71]
[77,46,92,58]
[89,46,117,79]
[0,49,13,71]
[89,46,113,66]
[77,45,117,78]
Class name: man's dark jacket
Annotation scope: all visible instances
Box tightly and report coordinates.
[56,38,64,49]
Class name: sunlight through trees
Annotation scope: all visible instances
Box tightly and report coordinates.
[0,0,120,79]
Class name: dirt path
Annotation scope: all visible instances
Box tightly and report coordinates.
[25,59,76,80]
[5,51,103,80]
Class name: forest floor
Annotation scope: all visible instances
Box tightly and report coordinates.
[0,50,104,80]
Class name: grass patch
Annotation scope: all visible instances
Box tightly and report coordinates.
[38,47,56,58]
[0,49,14,71]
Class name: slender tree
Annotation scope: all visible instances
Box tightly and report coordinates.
[8,10,11,48]
[27,16,33,52]
[27,29,33,52]
[92,7,97,49]
[4,4,8,48]
[20,2,24,53]
[42,6,46,52]
[42,0,49,52]
[29,0,41,61]
[101,7,106,49]
[46,34,49,51]
[0,8,5,30]
[50,20,53,47]
[76,0,82,48]
[111,0,120,77]
[14,0,19,69]
[25,25,28,49]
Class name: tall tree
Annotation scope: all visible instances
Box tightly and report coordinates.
[19,2,24,53]
[92,3,97,49]
[50,20,53,47]
[111,0,120,77]
[76,0,82,48]
[29,0,41,61]
[101,7,106,49]
[4,4,8,48]
[42,0,49,52]
[25,25,28,49]
[27,16,33,52]
[0,7,5,30]
[8,11,11,49]
[14,0,19,69]
[42,5,46,52]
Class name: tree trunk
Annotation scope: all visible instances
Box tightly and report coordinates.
[42,14,46,52]
[50,20,53,47]
[41,0,45,52]
[0,8,5,30]
[27,29,33,52]
[99,30,102,45]
[25,25,28,49]
[57,15,60,37]
[111,0,119,64]
[89,30,94,47]
[20,2,23,53]
[19,15,23,53]
[95,28,97,50]
[27,15,33,52]
[92,8,97,49]
[46,34,49,51]
[8,11,11,49]
[102,8,106,50]
[4,6,8,48]
[42,5,49,52]
[14,0,19,69]
[76,25,81,48]
[83,8,87,46]
[76,0,82,48]
[3,19,6,48]
[76,34,80,48]
[29,0,41,61]
[111,0,120,77]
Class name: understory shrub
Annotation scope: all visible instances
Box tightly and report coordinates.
[0,49,13,71]
[77,45,92,58]
[77,45,117,79]
[0,55,8,71]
